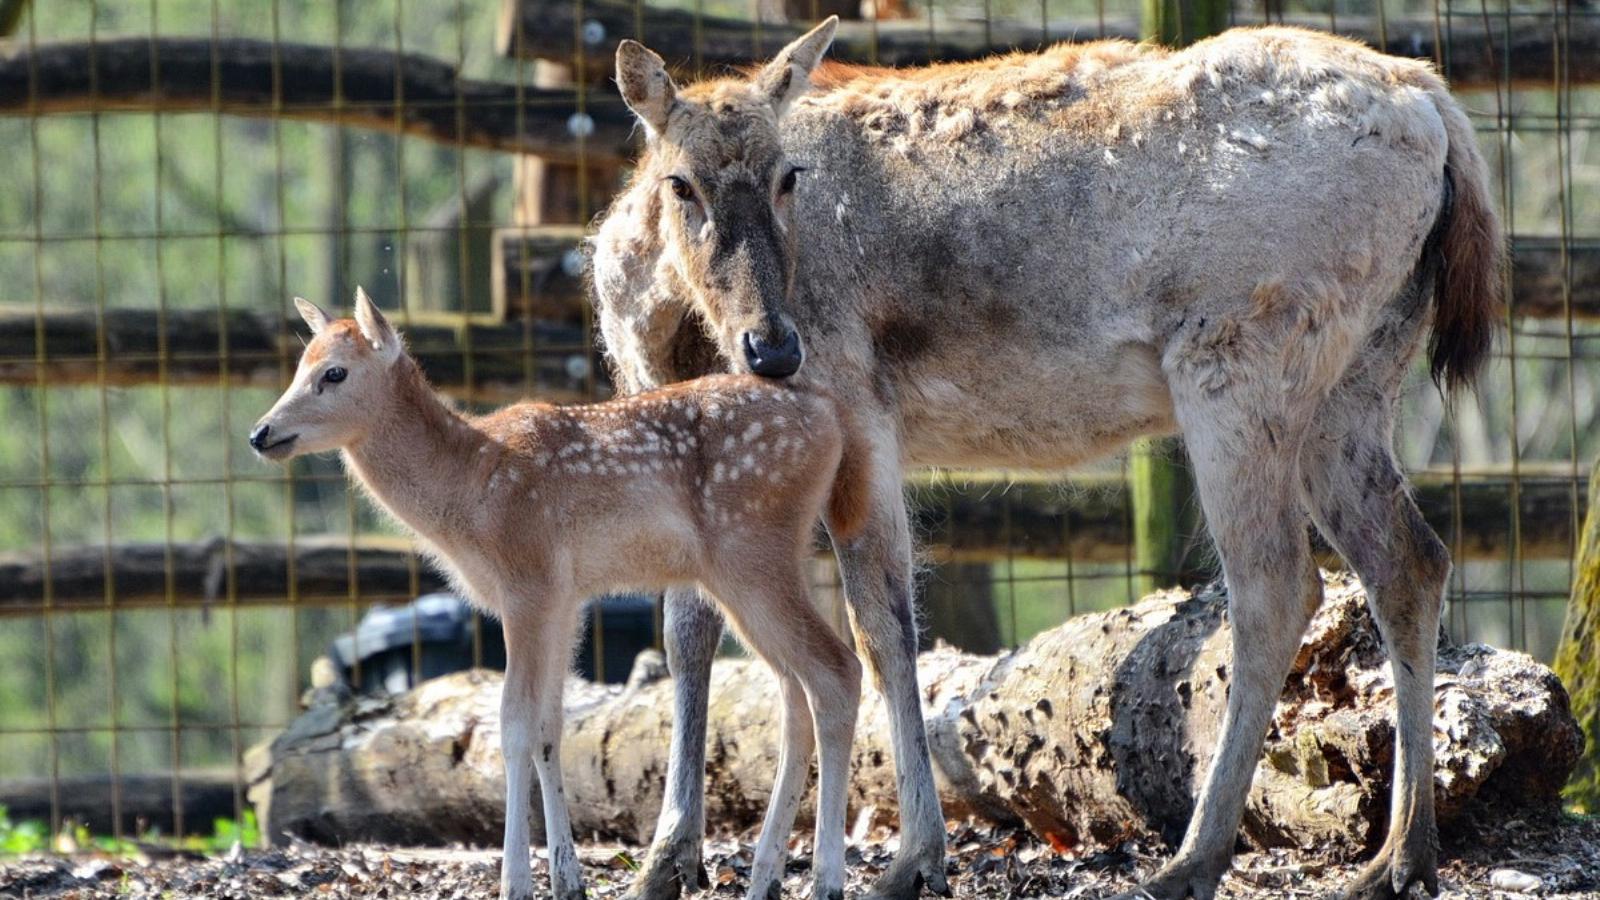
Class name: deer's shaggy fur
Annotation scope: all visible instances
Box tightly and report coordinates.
[594,21,1502,900]
[252,292,869,900]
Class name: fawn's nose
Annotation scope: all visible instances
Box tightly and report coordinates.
[741,327,803,379]
[248,423,272,452]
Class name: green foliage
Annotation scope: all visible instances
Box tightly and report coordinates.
[0,806,49,855]
[0,805,260,856]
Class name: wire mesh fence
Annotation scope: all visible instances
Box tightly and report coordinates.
[0,0,1593,849]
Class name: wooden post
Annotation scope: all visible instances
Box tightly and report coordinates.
[1554,456,1600,813]
[1128,0,1227,594]
[1140,0,1228,48]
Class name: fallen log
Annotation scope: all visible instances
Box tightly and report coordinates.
[251,572,1582,856]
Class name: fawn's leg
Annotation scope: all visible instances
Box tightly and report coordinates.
[746,674,818,900]
[1118,376,1322,900]
[1301,384,1447,900]
[709,564,862,900]
[626,587,723,900]
[829,442,949,900]
[501,602,585,900]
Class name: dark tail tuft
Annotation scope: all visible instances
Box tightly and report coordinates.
[1427,87,1505,392]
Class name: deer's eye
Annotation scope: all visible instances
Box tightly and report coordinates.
[322,367,347,385]
[778,167,804,195]
[667,176,695,202]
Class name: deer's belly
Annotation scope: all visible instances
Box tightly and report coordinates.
[896,340,1176,470]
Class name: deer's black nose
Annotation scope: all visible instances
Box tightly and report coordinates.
[249,423,272,452]
[741,328,803,379]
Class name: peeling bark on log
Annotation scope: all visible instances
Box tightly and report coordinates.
[0,38,635,163]
[252,573,1582,857]
[496,0,1599,92]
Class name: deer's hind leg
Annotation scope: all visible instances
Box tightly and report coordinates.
[705,558,862,900]
[1299,363,1446,900]
[1120,344,1329,900]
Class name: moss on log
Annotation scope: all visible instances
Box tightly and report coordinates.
[1554,456,1600,813]
[251,573,1582,855]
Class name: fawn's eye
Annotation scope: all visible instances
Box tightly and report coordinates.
[322,367,347,385]
[667,176,695,202]
[778,167,803,195]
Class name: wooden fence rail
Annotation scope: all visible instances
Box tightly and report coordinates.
[1,471,1583,614]
[498,0,1600,91]
[0,305,605,402]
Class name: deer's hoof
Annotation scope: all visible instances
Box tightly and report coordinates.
[863,839,950,900]
[623,834,709,900]
[1105,852,1230,900]
[1340,838,1440,900]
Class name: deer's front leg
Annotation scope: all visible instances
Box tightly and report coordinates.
[501,604,585,900]
[625,587,722,900]
[831,432,950,900]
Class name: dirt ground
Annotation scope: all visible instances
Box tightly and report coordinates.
[3,811,1597,899]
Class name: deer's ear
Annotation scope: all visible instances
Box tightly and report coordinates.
[755,16,838,116]
[293,297,331,334]
[616,40,677,137]
[353,286,400,362]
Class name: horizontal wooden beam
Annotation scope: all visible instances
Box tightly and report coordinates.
[494,232,1600,324]
[0,305,607,403]
[0,535,449,614]
[0,37,635,163]
[2,472,1582,614]
[497,0,1598,91]
[0,770,240,837]
[492,225,590,323]
[915,471,1587,566]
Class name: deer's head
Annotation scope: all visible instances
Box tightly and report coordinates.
[249,288,403,460]
[612,17,838,380]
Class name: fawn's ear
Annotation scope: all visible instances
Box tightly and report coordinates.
[755,16,838,116]
[294,297,331,334]
[616,40,677,138]
[353,287,400,362]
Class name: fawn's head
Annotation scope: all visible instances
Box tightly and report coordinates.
[613,17,837,380]
[250,288,404,461]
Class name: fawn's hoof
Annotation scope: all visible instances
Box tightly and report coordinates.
[623,834,710,900]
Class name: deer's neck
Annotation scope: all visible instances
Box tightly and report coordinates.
[340,358,488,547]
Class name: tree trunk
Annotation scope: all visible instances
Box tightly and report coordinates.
[251,573,1581,855]
[1555,456,1600,813]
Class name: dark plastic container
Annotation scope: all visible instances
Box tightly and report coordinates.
[329,592,658,694]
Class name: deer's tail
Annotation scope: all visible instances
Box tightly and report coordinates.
[1424,80,1505,392]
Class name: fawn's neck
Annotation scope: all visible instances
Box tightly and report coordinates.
[340,357,490,545]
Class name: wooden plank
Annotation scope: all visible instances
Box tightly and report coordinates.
[0,473,1582,614]
[0,770,239,838]
[0,37,635,164]
[0,305,607,403]
[496,0,1599,91]
[492,226,590,323]
[493,232,1600,331]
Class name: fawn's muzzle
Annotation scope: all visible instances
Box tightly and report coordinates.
[742,328,803,378]
[248,422,296,457]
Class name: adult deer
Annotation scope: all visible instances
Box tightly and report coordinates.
[251,290,874,900]
[593,18,1502,900]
